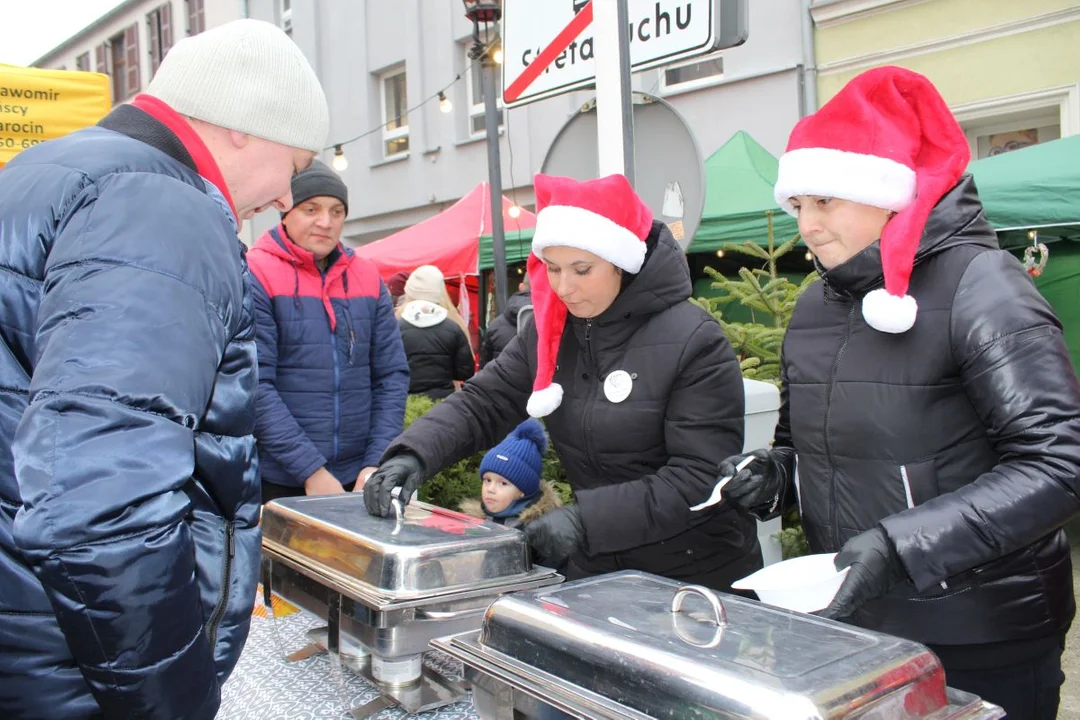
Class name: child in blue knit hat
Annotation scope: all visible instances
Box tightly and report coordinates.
[467,419,561,528]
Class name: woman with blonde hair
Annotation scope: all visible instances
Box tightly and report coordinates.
[396,265,475,399]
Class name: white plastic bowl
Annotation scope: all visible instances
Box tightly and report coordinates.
[731,553,850,614]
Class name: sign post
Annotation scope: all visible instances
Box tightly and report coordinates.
[593,0,636,182]
[0,65,110,167]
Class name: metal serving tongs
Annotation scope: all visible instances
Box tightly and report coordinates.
[690,456,754,512]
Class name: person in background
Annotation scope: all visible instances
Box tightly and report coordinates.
[718,66,1079,720]
[461,418,561,528]
[396,265,476,400]
[248,161,410,501]
[365,173,760,591]
[481,274,532,367]
[387,270,410,307]
[0,20,328,719]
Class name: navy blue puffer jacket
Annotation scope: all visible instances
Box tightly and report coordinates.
[0,103,259,719]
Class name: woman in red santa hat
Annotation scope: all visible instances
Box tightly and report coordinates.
[717,65,1079,718]
[363,172,763,591]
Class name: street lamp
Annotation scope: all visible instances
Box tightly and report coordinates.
[462,0,508,314]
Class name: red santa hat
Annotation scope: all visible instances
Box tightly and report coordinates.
[774,66,970,333]
[525,173,653,418]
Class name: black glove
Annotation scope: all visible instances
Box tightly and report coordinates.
[522,505,585,568]
[718,447,794,520]
[819,527,909,620]
[363,453,425,517]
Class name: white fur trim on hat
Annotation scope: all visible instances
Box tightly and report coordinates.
[862,288,917,333]
[775,148,917,215]
[533,205,647,273]
[147,19,328,152]
[526,384,563,418]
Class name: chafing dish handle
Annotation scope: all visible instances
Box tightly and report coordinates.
[414,606,488,620]
[671,585,728,627]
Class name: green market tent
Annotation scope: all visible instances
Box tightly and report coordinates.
[479,228,534,272]
[966,134,1080,370]
[967,133,1080,247]
[687,130,799,253]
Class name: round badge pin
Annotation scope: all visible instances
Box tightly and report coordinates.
[603,370,633,403]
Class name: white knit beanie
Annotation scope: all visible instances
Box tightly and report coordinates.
[405,265,447,305]
[146,19,328,152]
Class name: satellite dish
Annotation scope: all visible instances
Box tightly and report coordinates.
[540,92,705,251]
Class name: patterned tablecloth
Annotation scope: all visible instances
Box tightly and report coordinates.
[218,597,482,720]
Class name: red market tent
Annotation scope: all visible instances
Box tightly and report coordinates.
[355,182,536,350]
[354,182,536,279]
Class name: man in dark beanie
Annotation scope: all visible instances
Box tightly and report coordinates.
[248,161,410,501]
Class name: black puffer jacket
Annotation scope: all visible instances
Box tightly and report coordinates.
[397,301,475,400]
[779,176,1080,649]
[481,290,532,366]
[385,223,761,590]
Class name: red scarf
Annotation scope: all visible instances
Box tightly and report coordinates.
[131,94,238,224]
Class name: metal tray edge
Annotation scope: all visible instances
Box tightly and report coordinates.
[431,632,654,720]
[263,542,562,610]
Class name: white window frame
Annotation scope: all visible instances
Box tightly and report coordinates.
[951,84,1080,159]
[380,68,409,159]
[658,50,725,96]
[465,46,503,138]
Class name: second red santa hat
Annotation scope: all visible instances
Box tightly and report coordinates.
[525,173,653,418]
[774,65,971,333]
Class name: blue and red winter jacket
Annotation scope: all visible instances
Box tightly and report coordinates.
[248,225,409,487]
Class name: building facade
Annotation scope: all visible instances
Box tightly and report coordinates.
[243,0,815,246]
[811,0,1080,160]
[33,0,243,107]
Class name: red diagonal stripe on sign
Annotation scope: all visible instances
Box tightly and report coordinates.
[504,1,595,104]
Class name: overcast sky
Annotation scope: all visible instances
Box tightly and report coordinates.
[1,0,127,66]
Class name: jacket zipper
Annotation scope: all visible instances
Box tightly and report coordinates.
[206,522,236,649]
[823,305,856,548]
[581,319,601,474]
[326,273,341,463]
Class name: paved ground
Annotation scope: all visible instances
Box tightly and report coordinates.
[1061,518,1080,719]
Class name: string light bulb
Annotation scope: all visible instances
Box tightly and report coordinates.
[508,204,522,219]
[715,249,725,258]
[438,91,452,113]
[492,46,504,64]
[805,250,814,262]
[331,145,348,172]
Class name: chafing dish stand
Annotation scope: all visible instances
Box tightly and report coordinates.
[261,493,562,717]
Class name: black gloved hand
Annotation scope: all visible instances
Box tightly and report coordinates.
[363,453,425,517]
[522,505,586,568]
[819,527,908,621]
[718,447,795,520]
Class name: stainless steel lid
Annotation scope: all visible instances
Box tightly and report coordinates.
[444,570,981,720]
[261,494,553,606]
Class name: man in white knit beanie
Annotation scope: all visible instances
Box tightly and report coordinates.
[0,18,327,720]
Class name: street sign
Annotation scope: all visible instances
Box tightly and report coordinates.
[502,0,748,108]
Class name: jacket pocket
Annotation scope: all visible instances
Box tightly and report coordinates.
[899,459,940,508]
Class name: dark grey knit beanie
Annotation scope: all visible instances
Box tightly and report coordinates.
[288,159,348,214]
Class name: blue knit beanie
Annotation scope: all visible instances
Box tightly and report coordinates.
[479,419,547,497]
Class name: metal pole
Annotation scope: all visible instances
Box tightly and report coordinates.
[482,53,509,313]
[615,0,635,185]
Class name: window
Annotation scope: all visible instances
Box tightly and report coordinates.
[380,69,409,158]
[148,4,174,75]
[466,48,503,136]
[186,0,205,36]
[76,52,91,72]
[660,52,723,93]
[952,85,1080,161]
[280,0,292,35]
[106,24,141,104]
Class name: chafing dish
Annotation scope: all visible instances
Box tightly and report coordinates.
[261,493,562,716]
[433,570,1005,720]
